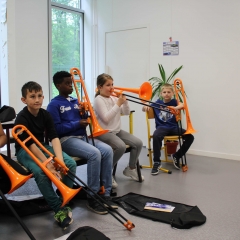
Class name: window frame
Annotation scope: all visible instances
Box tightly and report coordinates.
[48,0,85,99]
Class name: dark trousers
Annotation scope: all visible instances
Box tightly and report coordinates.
[152,127,194,163]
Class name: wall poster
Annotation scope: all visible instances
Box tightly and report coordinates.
[163,41,179,56]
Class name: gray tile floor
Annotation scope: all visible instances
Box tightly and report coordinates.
[1,148,240,240]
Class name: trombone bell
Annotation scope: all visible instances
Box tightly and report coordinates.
[114,82,152,102]
[0,155,33,194]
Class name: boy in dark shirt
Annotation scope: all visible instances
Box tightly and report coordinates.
[143,83,194,175]
[14,81,77,230]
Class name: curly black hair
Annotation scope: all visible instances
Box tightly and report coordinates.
[52,71,72,87]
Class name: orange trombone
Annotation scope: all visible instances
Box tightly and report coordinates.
[70,67,108,137]
[12,124,135,231]
[112,82,153,102]
[12,124,81,207]
[0,154,36,239]
[171,78,196,172]
[174,78,196,135]
[0,154,32,194]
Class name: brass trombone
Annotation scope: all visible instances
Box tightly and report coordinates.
[12,124,135,231]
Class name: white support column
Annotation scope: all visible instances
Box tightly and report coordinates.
[0,0,9,106]
[91,0,98,101]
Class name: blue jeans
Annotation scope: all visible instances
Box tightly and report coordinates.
[17,144,77,213]
[61,136,113,197]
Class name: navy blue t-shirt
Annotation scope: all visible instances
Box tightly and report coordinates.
[151,99,178,129]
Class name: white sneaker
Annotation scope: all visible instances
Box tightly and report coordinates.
[123,166,144,181]
[112,176,118,189]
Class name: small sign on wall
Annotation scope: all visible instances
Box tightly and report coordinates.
[163,41,179,56]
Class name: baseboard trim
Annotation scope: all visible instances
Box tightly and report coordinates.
[188,149,240,161]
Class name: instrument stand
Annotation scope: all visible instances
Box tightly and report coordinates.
[0,189,36,240]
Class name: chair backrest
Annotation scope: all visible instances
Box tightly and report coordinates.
[146,107,155,119]
[145,108,155,143]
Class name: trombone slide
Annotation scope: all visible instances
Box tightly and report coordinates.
[12,125,81,207]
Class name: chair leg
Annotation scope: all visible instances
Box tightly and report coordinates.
[159,166,172,174]
[136,160,143,182]
[112,163,117,176]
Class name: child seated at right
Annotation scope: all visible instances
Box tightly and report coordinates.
[143,83,194,175]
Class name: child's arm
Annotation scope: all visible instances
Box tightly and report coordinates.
[168,101,184,115]
[94,96,121,124]
[0,123,7,148]
[51,137,64,163]
[142,105,150,112]
[120,95,130,115]
[28,143,62,179]
[175,101,184,110]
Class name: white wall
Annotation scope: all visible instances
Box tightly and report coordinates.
[5,0,49,111]
[96,0,240,160]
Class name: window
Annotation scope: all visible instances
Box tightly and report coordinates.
[51,0,80,8]
[49,0,84,98]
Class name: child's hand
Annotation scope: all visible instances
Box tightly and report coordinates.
[46,162,62,179]
[168,106,179,115]
[117,94,127,106]
[142,106,150,112]
[79,119,89,128]
[78,102,88,115]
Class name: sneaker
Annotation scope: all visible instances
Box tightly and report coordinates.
[54,207,73,230]
[110,188,117,197]
[172,154,180,170]
[64,206,73,219]
[123,166,145,181]
[112,176,118,189]
[86,198,108,215]
[102,196,118,209]
[151,162,162,175]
